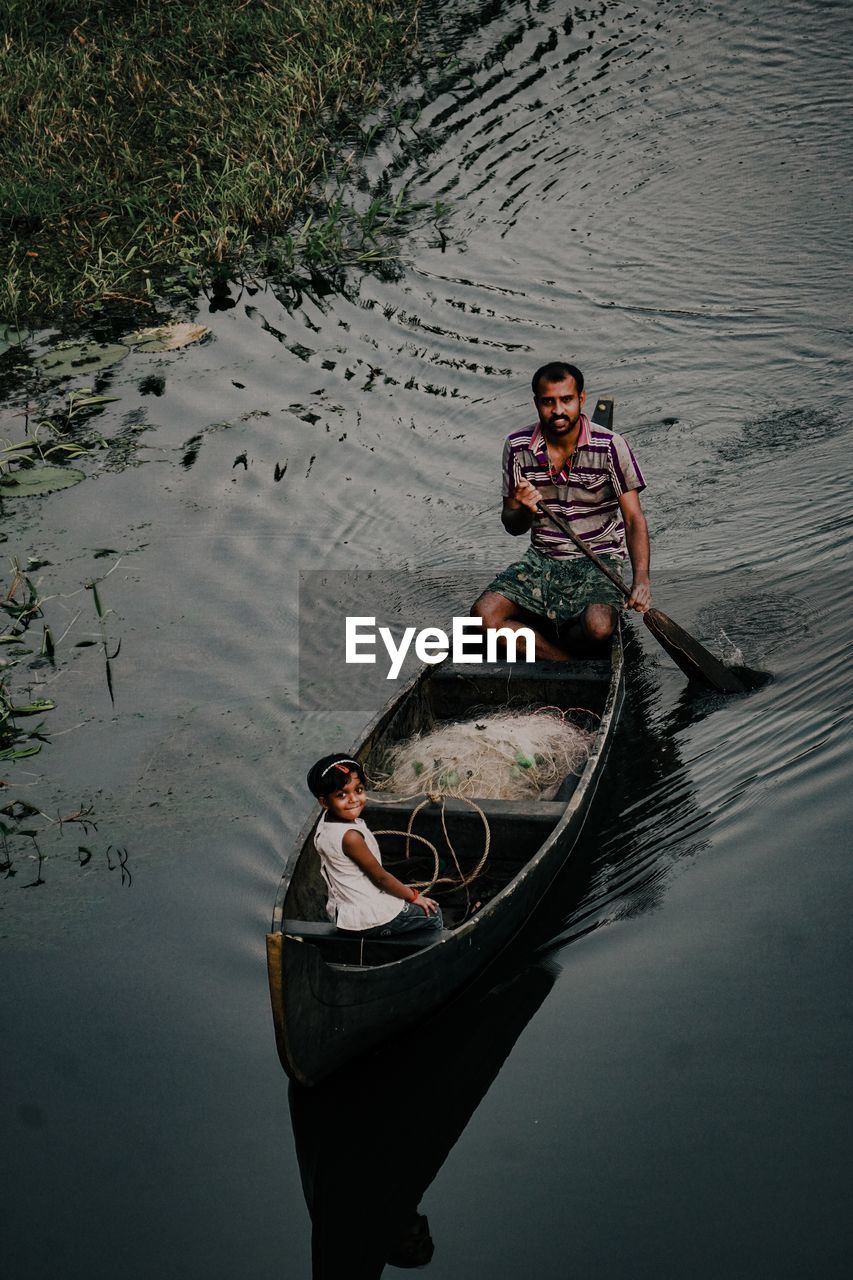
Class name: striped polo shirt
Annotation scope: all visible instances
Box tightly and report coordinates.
[501,414,646,560]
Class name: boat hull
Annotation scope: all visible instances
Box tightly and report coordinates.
[267,637,624,1085]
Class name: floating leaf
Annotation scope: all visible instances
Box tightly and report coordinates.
[69,394,121,412]
[11,699,55,716]
[0,324,31,356]
[35,341,129,378]
[0,743,42,760]
[0,465,85,497]
[125,322,209,352]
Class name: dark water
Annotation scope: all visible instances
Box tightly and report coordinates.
[3,0,852,1276]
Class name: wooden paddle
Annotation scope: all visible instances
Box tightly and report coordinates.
[532,398,746,694]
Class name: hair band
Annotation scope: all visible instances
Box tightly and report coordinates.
[320,758,360,778]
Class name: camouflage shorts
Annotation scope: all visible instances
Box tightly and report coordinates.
[483,546,625,624]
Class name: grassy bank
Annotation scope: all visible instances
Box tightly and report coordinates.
[0,0,424,322]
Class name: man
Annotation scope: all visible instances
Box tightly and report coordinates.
[472,361,651,659]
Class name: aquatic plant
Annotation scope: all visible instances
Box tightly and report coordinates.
[125,323,209,351]
[0,388,118,493]
[0,798,112,886]
[0,464,86,497]
[249,188,450,290]
[0,563,51,761]
[0,323,31,356]
[85,574,120,707]
[34,342,130,379]
[0,318,213,495]
[0,0,425,321]
[0,558,129,885]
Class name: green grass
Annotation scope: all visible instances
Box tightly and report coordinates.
[0,0,425,322]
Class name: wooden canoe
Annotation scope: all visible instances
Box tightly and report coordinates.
[266,634,625,1085]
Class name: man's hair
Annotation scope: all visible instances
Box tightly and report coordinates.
[307,753,367,798]
[531,361,585,396]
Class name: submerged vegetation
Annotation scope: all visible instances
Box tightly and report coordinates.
[1,0,427,321]
[0,557,125,884]
[0,322,209,496]
[0,563,53,763]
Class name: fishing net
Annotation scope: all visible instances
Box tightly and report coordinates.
[371,708,595,801]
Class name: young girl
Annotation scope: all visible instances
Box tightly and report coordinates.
[307,753,443,937]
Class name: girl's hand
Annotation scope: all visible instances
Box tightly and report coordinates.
[411,891,439,914]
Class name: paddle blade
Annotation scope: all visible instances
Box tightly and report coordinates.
[642,608,746,694]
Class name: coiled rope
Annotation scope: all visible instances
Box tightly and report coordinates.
[370,792,491,897]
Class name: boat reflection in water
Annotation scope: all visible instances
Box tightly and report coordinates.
[289,960,556,1277]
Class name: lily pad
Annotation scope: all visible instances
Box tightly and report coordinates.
[125,322,209,351]
[35,341,129,378]
[0,324,31,357]
[0,465,85,497]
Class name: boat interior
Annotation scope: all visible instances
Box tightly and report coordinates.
[281,658,611,965]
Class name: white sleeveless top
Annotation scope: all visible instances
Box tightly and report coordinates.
[313,816,402,932]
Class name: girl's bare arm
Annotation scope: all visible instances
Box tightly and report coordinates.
[342,828,438,913]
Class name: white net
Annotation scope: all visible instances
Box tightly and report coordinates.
[371,708,595,801]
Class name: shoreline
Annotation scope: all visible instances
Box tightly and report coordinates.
[1,0,425,324]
